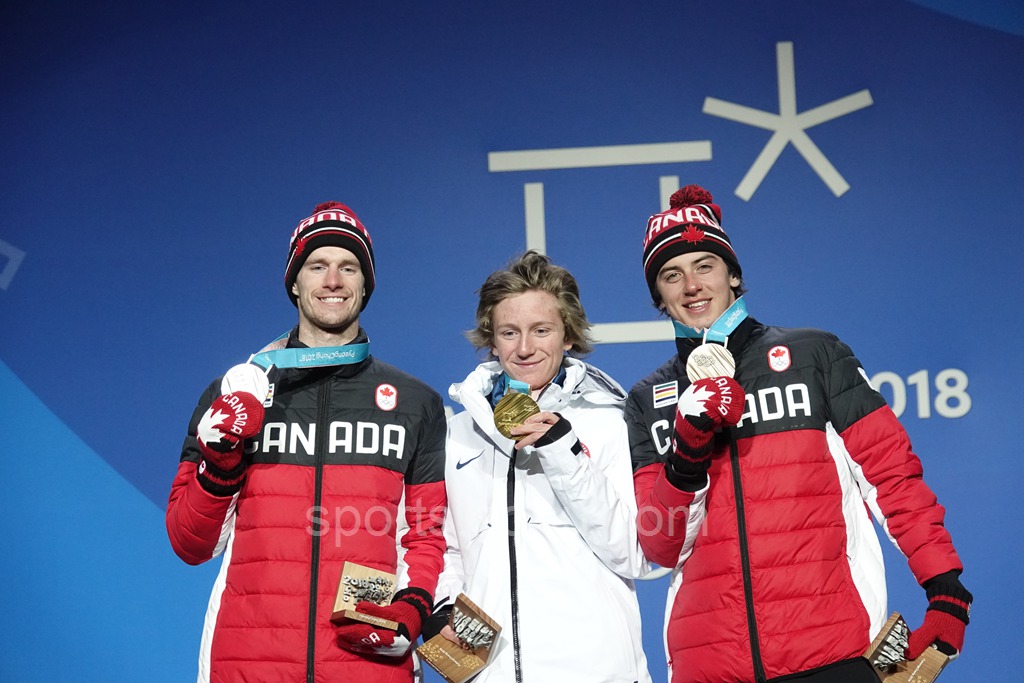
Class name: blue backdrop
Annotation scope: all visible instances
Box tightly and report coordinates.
[2,1,1021,681]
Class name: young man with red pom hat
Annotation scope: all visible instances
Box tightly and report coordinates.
[166,201,447,682]
[626,185,971,682]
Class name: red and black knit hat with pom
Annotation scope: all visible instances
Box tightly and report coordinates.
[284,201,375,309]
[641,184,741,301]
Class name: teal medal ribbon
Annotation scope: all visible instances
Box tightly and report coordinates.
[672,296,748,343]
[490,373,531,407]
[249,331,369,370]
[506,377,531,395]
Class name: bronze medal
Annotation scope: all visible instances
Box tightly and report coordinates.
[685,343,736,382]
[493,392,540,440]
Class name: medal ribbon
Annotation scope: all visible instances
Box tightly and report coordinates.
[249,331,370,370]
[490,367,567,407]
[490,373,531,407]
[505,377,531,395]
[672,296,748,343]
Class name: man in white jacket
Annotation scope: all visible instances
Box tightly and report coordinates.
[425,251,652,683]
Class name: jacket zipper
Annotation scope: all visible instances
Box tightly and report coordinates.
[306,382,329,683]
[506,453,523,683]
[729,430,767,683]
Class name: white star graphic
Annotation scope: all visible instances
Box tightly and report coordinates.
[703,41,873,200]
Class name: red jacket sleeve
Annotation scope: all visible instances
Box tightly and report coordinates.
[826,338,963,584]
[165,460,237,565]
[634,463,705,568]
[165,381,237,565]
[840,406,962,583]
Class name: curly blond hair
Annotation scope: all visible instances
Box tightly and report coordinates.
[467,250,593,357]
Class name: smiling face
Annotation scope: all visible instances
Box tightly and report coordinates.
[655,251,740,330]
[490,289,572,392]
[291,245,365,346]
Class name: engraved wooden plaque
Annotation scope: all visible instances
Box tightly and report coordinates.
[417,594,502,683]
[330,561,399,630]
[864,612,950,683]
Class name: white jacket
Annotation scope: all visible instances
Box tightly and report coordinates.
[436,359,652,683]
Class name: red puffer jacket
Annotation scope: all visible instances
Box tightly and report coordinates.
[628,319,963,683]
[167,332,446,683]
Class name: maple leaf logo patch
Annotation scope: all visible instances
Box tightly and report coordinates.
[375,383,398,411]
[680,225,706,244]
[768,346,791,372]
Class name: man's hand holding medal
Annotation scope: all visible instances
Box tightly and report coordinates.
[664,342,745,489]
[494,390,554,450]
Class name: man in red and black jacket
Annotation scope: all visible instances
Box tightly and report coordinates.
[166,201,446,683]
[627,185,971,683]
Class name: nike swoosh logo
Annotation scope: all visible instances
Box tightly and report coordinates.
[456,451,484,470]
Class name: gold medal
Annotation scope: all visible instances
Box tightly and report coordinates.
[493,392,540,440]
[685,343,736,382]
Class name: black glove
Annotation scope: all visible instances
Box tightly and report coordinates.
[420,603,453,642]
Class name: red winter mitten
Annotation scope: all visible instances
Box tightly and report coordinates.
[665,376,745,489]
[906,573,973,660]
[336,588,431,658]
[196,391,265,495]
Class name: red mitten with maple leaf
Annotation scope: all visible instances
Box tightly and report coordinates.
[665,376,745,490]
[196,391,265,496]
